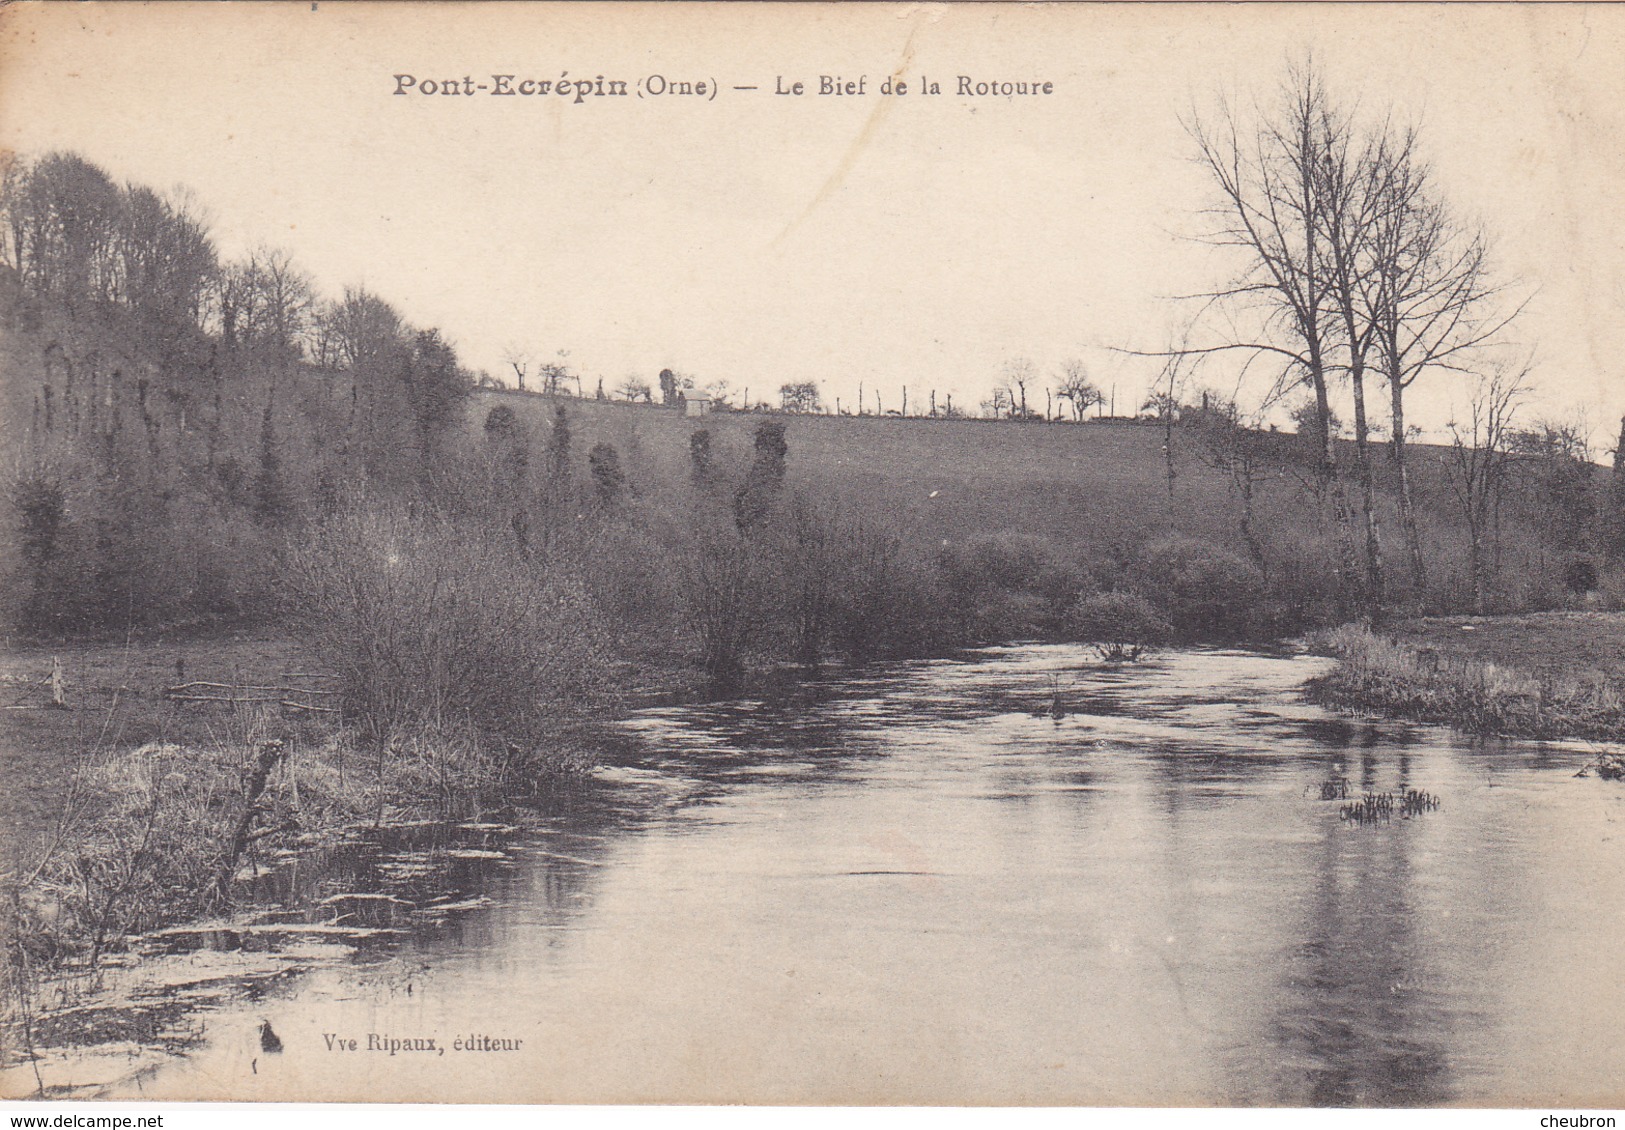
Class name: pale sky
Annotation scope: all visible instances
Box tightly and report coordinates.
[2,3,1622,443]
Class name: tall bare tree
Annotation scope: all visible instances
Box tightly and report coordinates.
[1055,359,1104,421]
[1364,138,1521,596]
[1444,365,1527,615]
[1182,62,1362,609]
[1314,108,1389,611]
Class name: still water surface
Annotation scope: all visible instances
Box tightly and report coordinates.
[120,646,1625,1104]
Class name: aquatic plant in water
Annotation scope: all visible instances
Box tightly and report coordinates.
[1336,789,1441,825]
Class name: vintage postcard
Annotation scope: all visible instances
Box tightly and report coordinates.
[1,0,1623,1110]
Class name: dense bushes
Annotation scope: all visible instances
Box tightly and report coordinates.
[939,531,1092,641]
[931,530,1302,646]
[7,150,1612,673]
[674,457,954,690]
[1133,536,1266,639]
[281,505,614,766]
[1068,591,1172,660]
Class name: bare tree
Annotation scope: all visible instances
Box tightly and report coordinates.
[254,246,314,359]
[116,184,218,325]
[1001,358,1038,419]
[502,344,530,392]
[1188,393,1283,571]
[1141,350,1191,507]
[323,286,404,371]
[538,350,572,395]
[220,245,313,360]
[1508,415,1595,580]
[1365,138,1521,596]
[1444,365,1527,615]
[700,378,734,409]
[616,376,653,403]
[1055,359,1104,422]
[1179,61,1362,608]
[779,381,822,414]
[1315,108,1389,611]
[1,152,123,307]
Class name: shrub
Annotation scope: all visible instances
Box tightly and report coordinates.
[941,532,1087,600]
[839,542,953,660]
[1067,590,1172,661]
[1595,563,1625,611]
[1260,528,1343,628]
[967,589,1054,642]
[588,441,626,505]
[676,518,769,693]
[1135,536,1265,639]
[280,506,614,758]
[938,531,1092,640]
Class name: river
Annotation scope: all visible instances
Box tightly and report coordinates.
[28,645,1625,1105]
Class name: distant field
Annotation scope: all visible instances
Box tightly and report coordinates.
[480,391,1277,554]
[472,390,1476,570]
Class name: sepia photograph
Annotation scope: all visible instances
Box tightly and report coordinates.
[0,0,1623,1113]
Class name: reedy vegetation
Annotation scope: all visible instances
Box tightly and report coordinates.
[1307,623,1625,741]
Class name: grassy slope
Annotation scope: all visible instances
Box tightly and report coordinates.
[487,391,1265,554]
[475,389,1493,577]
[0,255,1542,606]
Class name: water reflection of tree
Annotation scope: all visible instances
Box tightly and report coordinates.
[1245,748,1456,1106]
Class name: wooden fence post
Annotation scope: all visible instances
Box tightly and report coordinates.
[49,656,67,710]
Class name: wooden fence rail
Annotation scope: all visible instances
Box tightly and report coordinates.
[164,678,342,713]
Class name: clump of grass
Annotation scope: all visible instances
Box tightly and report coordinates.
[1313,774,1352,801]
[1335,789,1440,826]
[5,697,596,982]
[6,707,362,967]
[1340,793,1393,825]
[379,717,599,820]
[1306,623,1625,741]
[1399,789,1442,816]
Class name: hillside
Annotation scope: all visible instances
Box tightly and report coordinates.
[469,388,1514,605]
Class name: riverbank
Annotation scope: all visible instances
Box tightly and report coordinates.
[0,635,303,876]
[1306,612,1625,743]
[0,633,618,993]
